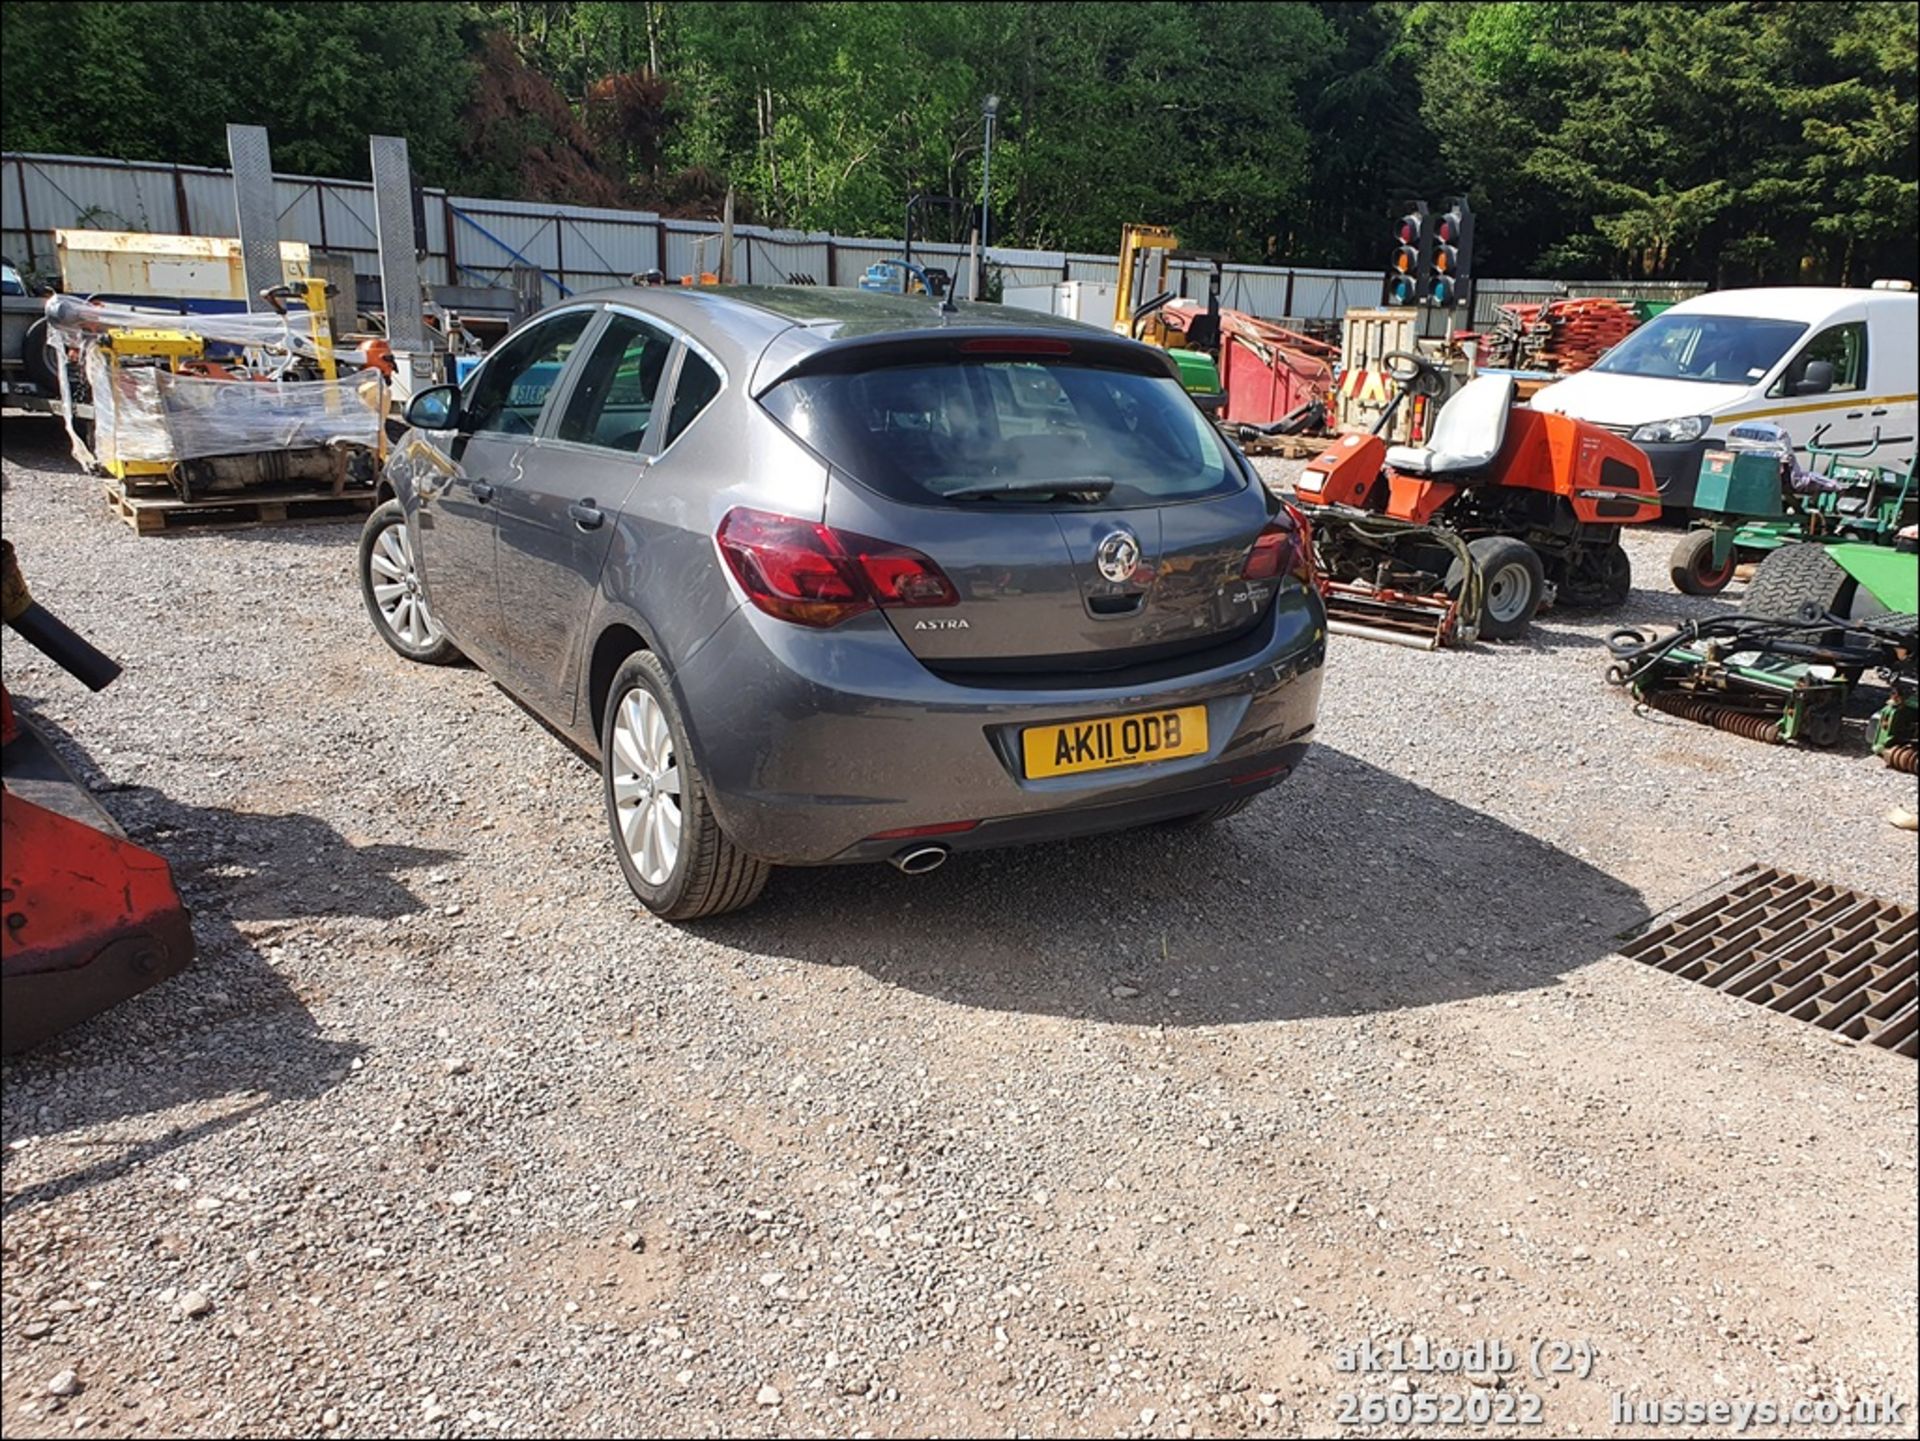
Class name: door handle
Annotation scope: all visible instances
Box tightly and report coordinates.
[569,500,605,531]
[471,480,495,503]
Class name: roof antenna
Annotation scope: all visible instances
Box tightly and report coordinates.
[875,259,957,315]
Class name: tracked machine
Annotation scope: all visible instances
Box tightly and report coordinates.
[1291,355,1661,646]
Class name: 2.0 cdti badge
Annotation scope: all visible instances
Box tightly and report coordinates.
[360,285,1326,919]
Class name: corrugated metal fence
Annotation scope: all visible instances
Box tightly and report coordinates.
[2,150,1703,325]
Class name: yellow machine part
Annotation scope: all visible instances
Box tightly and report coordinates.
[100,330,204,360]
[1114,224,1180,338]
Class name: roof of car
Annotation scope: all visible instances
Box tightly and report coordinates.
[562,281,1162,393]
[1668,286,1918,322]
[580,281,1095,335]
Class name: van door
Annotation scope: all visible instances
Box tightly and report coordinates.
[1758,304,1873,454]
[1863,299,1918,467]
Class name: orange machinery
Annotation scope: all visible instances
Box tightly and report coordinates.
[1292,363,1660,647]
[2,541,193,1054]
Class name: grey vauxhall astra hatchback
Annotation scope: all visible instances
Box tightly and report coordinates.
[360,286,1326,918]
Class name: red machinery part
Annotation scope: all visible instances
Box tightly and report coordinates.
[1,785,195,1055]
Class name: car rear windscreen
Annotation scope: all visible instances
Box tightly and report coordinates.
[760,358,1241,507]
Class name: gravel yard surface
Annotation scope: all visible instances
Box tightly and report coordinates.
[2,418,1915,1439]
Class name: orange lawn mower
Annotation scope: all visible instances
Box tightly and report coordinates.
[1290,354,1662,647]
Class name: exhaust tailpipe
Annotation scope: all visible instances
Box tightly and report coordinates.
[891,845,949,876]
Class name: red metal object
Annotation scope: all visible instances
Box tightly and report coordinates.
[1158,303,1336,426]
[1,778,195,1056]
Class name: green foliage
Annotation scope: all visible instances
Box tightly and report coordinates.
[1411,0,1919,283]
[1,2,470,182]
[3,0,1915,284]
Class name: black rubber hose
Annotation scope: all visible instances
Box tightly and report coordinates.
[6,602,123,691]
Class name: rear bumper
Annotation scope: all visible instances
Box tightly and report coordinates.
[675,587,1328,865]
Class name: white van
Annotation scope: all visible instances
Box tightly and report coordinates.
[1528,286,1917,510]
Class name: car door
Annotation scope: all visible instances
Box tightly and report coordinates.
[492,308,678,719]
[416,308,596,668]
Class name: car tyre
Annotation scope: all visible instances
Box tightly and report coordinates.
[601,650,770,921]
[359,500,462,665]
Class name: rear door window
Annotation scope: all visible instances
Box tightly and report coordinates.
[555,312,676,452]
[463,310,594,437]
[761,358,1238,508]
[663,350,723,449]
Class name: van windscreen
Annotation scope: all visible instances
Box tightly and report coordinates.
[1591,313,1808,385]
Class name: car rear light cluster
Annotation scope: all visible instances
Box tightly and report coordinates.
[716,507,959,628]
[1242,503,1316,586]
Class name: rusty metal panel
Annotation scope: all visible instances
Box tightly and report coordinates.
[370,135,426,351]
[227,125,282,311]
[1621,867,1917,1058]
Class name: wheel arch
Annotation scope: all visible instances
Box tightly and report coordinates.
[587,617,660,744]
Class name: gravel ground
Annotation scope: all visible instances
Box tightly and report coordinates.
[2,416,1915,1440]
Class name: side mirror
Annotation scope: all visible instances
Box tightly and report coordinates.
[1795,360,1834,395]
[405,384,460,431]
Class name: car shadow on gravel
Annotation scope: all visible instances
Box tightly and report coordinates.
[710,745,1650,1025]
[1,710,453,1217]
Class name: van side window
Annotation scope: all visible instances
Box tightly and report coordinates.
[1772,322,1868,397]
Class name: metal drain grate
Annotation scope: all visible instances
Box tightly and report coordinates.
[1621,868,1917,1058]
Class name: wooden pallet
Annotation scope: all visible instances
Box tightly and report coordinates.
[1239,431,1336,460]
[104,481,377,535]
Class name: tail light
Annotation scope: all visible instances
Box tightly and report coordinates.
[1242,503,1316,586]
[716,507,959,628]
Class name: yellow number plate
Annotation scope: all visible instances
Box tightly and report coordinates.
[1022,705,1209,779]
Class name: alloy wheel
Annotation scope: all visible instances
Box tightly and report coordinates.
[367,520,441,650]
[610,688,683,885]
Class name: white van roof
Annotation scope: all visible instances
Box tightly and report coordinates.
[1667,286,1917,322]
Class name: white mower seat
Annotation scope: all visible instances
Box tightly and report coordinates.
[1385,373,1516,476]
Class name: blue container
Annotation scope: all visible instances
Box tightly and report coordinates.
[454,355,484,385]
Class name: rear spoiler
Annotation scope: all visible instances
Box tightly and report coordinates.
[750,325,1182,398]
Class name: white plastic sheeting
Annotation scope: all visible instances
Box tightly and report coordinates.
[85,359,383,469]
[45,294,325,356]
[45,296,381,470]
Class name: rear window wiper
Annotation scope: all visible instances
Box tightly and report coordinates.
[943,476,1116,501]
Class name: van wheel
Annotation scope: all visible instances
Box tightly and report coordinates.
[601,650,770,921]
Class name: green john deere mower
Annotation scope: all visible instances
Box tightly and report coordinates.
[1609,537,1918,772]
[1668,426,1916,596]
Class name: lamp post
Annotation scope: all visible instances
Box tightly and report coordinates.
[979,95,1000,299]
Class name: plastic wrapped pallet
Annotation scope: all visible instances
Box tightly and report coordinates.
[44,295,381,473]
[85,352,384,471]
